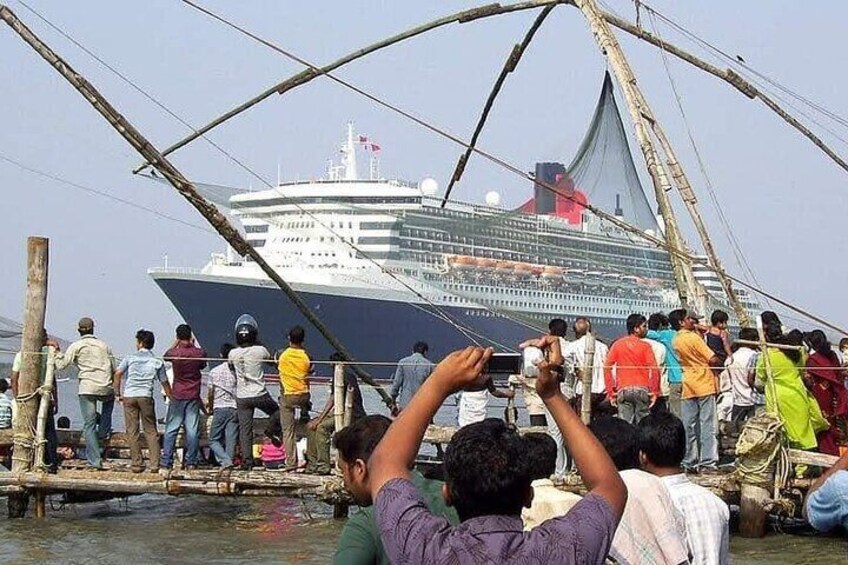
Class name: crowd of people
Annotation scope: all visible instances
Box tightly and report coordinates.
[5,306,848,563]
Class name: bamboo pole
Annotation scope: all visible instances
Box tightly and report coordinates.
[333,363,345,431]
[32,345,56,472]
[9,236,49,518]
[506,383,517,425]
[598,10,848,177]
[580,334,596,424]
[132,0,565,173]
[571,0,694,307]
[343,387,354,429]
[0,5,392,408]
[442,5,554,206]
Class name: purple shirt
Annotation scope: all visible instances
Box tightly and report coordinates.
[374,477,616,564]
[164,344,207,400]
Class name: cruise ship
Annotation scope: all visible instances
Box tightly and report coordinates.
[149,77,756,365]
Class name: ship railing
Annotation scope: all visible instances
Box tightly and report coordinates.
[148,266,205,275]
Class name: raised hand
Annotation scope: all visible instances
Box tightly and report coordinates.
[430,346,493,394]
[534,357,561,400]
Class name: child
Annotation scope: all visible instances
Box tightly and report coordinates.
[260,417,286,470]
[706,310,733,369]
[0,379,12,429]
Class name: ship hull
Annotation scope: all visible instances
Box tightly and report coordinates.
[152,274,625,368]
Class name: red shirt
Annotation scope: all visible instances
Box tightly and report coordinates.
[164,343,207,400]
[604,335,660,399]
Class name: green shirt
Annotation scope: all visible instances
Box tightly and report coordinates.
[334,470,459,565]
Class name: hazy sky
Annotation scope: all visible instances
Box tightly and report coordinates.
[2,0,847,355]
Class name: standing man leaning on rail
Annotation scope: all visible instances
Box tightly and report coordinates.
[278,325,313,468]
[55,317,115,471]
[161,324,207,471]
[390,341,434,416]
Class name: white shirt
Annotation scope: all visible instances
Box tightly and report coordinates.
[54,335,114,396]
[521,478,583,531]
[564,335,609,396]
[726,347,757,407]
[458,389,489,428]
[662,473,730,565]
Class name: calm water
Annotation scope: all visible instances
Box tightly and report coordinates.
[10,379,842,563]
[0,494,843,564]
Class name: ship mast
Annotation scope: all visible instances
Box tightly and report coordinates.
[572,0,750,324]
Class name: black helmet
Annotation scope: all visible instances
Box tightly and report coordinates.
[235,314,258,346]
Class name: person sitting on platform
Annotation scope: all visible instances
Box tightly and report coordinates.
[305,352,366,475]
[589,416,689,565]
[207,343,239,469]
[0,379,12,430]
[520,431,582,531]
[55,416,77,461]
[278,325,313,468]
[639,411,729,565]
[456,377,514,428]
[259,417,286,470]
[333,415,458,565]
[366,339,626,564]
[114,329,171,473]
[804,448,848,533]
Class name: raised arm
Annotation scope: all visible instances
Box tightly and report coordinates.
[369,347,492,498]
[537,356,627,519]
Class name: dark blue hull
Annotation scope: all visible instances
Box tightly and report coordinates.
[152,276,624,369]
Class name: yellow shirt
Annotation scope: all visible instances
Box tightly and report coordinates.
[278,347,310,395]
[673,329,717,399]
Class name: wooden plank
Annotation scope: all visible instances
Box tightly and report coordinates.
[787,448,839,468]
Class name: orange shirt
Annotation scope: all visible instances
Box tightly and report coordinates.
[673,329,717,399]
[604,335,660,399]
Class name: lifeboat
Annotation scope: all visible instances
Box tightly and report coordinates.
[495,260,515,274]
[449,255,477,271]
[541,266,564,280]
[513,263,534,277]
[479,258,498,272]
[531,265,544,277]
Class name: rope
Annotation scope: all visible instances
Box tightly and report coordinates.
[734,411,783,489]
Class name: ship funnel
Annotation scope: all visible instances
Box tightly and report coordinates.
[534,162,566,214]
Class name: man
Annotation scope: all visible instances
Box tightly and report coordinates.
[207,343,239,469]
[804,448,848,533]
[161,324,207,471]
[12,328,60,472]
[367,338,626,563]
[114,329,171,473]
[277,325,313,467]
[589,417,689,565]
[672,310,720,472]
[648,312,684,417]
[520,432,583,530]
[642,319,669,414]
[333,415,458,564]
[389,341,434,414]
[229,315,278,471]
[511,346,548,427]
[306,352,365,475]
[604,314,660,424]
[638,411,729,565]
[566,317,610,416]
[726,328,760,430]
[456,378,514,428]
[55,317,115,471]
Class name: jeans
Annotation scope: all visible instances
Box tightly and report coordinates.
[281,393,311,467]
[682,395,719,469]
[305,417,335,474]
[123,397,160,470]
[79,394,115,468]
[545,406,571,478]
[209,407,239,467]
[161,398,201,468]
[237,393,279,467]
[617,387,651,424]
[668,383,683,418]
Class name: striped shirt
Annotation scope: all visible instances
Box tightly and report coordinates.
[662,473,730,565]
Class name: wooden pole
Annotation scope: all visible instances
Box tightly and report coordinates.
[506,383,517,425]
[580,334,596,424]
[0,4,392,408]
[32,345,56,472]
[343,387,354,429]
[333,363,345,431]
[132,0,565,173]
[571,0,694,307]
[9,236,49,518]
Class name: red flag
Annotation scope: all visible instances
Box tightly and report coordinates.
[370,143,381,152]
[358,135,368,143]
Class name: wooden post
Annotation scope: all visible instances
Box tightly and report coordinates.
[580,334,596,424]
[333,363,345,431]
[9,236,49,518]
[343,386,354,429]
[506,383,516,425]
[32,346,56,472]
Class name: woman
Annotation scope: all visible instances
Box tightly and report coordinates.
[757,330,828,450]
[805,330,848,455]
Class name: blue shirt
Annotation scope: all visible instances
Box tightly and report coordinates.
[806,470,848,532]
[118,349,168,398]
[647,329,683,384]
[390,353,435,409]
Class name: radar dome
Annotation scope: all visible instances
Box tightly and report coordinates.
[485,191,502,207]
[419,177,439,196]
